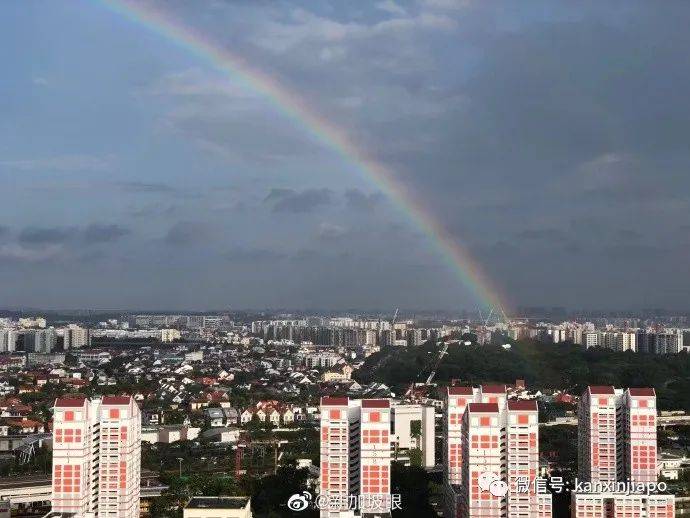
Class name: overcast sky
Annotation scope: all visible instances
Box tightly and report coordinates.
[1,0,689,312]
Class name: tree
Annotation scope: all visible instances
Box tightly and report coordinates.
[390,463,435,517]
[408,448,423,467]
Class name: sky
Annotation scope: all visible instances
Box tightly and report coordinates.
[1,0,689,312]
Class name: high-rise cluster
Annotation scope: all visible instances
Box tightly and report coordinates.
[572,386,674,517]
[52,395,142,517]
[444,385,552,518]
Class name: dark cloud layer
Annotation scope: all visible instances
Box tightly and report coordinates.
[2,1,689,310]
[264,188,333,213]
[18,227,77,245]
[345,189,383,211]
[83,224,130,243]
[164,221,211,246]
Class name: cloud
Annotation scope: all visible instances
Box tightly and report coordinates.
[225,248,286,263]
[604,243,668,260]
[317,222,349,241]
[252,7,456,54]
[418,0,470,10]
[616,229,643,240]
[344,189,384,211]
[15,224,130,248]
[164,221,211,246]
[18,227,77,245]
[0,154,112,172]
[5,1,690,310]
[82,224,130,244]
[0,243,64,263]
[117,181,177,194]
[264,188,333,213]
[141,67,257,99]
[376,1,407,16]
[517,228,567,241]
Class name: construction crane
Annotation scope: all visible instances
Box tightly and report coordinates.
[425,341,449,385]
[478,305,509,326]
[483,307,494,327]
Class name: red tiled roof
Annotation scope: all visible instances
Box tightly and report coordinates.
[628,388,655,397]
[481,384,507,394]
[5,418,42,428]
[467,402,499,413]
[55,397,87,408]
[362,399,390,408]
[588,386,615,395]
[321,396,348,406]
[102,396,132,405]
[448,386,474,395]
[507,400,538,411]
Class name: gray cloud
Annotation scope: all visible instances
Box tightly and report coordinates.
[316,222,349,241]
[518,228,568,242]
[0,154,113,172]
[117,181,177,194]
[164,221,211,246]
[264,188,333,213]
[225,248,286,263]
[18,227,77,245]
[16,225,130,247]
[83,224,130,244]
[4,1,690,310]
[344,189,384,211]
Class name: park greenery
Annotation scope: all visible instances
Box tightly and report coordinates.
[355,339,690,411]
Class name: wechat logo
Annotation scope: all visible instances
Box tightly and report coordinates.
[478,472,508,497]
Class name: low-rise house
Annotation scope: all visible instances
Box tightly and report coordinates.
[205,408,226,428]
[200,427,241,444]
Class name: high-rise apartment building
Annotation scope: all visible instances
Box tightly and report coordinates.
[636,330,683,354]
[600,331,637,352]
[578,386,658,483]
[578,386,619,484]
[571,494,674,518]
[572,386,674,517]
[0,329,18,352]
[25,328,57,353]
[52,395,141,517]
[319,397,391,517]
[63,325,91,349]
[444,385,551,518]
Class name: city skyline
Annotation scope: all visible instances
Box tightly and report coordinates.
[3,1,690,311]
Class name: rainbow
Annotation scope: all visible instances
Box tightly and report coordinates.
[97,0,509,316]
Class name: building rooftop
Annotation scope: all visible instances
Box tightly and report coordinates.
[54,397,86,408]
[628,387,655,397]
[185,496,250,510]
[481,384,507,394]
[507,400,538,411]
[321,396,348,406]
[102,395,132,405]
[467,402,499,413]
[588,385,615,395]
[362,399,390,408]
[448,386,474,395]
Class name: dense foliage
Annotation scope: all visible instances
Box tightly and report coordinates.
[356,340,690,411]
